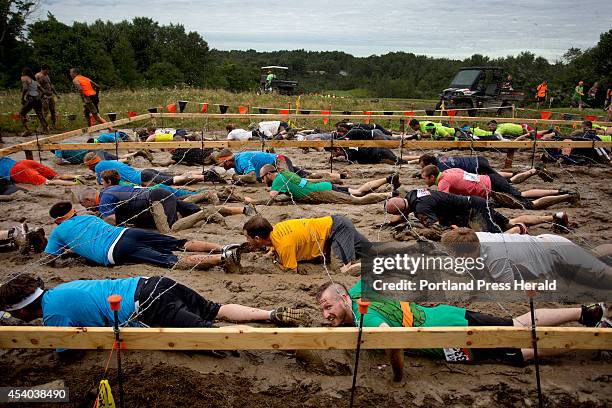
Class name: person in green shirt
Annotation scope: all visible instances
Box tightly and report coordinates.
[486,120,557,141]
[408,119,456,140]
[265,71,276,92]
[244,164,398,205]
[316,280,608,382]
[572,80,585,110]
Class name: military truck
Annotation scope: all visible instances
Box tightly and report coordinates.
[435,67,525,116]
[259,66,298,95]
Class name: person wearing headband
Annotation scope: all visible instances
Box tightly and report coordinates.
[0,273,308,332]
[43,201,243,271]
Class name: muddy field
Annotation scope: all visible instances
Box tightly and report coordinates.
[0,132,611,407]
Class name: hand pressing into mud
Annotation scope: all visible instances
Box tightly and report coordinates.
[244,196,254,204]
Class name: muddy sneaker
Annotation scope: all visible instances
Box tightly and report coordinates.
[134,149,155,163]
[25,227,47,254]
[202,169,227,184]
[10,223,28,253]
[579,303,605,327]
[551,211,569,233]
[535,164,555,182]
[269,307,308,327]
[386,173,401,190]
[242,203,257,216]
[221,247,241,274]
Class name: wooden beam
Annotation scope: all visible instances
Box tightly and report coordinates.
[149,112,612,127]
[0,114,151,156]
[0,326,608,351]
[31,139,612,151]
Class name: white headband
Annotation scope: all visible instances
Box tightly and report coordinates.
[5,287,44,311]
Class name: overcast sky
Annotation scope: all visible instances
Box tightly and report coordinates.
[37,0,612,61]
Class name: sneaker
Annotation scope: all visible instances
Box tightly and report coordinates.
[551,211,569,233]
[385,173,401,190]
[567,191,581,206]
[135,149,155,163]
[243,203,257,216]
[269,307,308,327]
[202,169,227,184]
[535,164,555,182]
[579,303,604,327]
[221,247,241,274]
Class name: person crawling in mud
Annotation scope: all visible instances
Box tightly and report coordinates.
[416,153,555,183]
[329,147,407,165]
[420,165,579,210]
[42,201,243,271]
[441,227,612,288]
[83,152,207,186]
[0,156,84,187]
[78,170,255,233]
[243,164,398,205]
[242,214,370,275]
[0,273,308,335]
[384,191,570,237]
[212,149,342,184]
[316,281,610,382]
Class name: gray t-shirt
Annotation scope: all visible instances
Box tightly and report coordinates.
[476,232,608,284]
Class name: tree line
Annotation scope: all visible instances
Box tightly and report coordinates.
[1,2,610,104]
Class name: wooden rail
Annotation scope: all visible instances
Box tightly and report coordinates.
[2,112,610,156]
[26,140,612,151]
[0,326,608,350]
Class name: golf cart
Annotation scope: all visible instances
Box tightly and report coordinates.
[259,66,298,95]
[435,67,525,116]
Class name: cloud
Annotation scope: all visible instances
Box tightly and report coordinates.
[38,0,612,60]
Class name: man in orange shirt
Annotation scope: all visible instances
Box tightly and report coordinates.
[69,68,108,127]
[536,80,548,108]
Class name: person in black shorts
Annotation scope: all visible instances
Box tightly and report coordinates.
[0,274,309,332]
[330,147,407,165]
[416,154,555,184]
[79,170,255,232]
[420,165,578,210]
[384,190,569,236]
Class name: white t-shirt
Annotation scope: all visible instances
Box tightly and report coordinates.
[258,121,281,137]
[227,129,252,141]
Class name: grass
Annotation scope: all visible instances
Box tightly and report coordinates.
[0,87,608,135]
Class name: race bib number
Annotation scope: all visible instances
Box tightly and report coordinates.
[416,188,431,198]
[443,347,472,362]
[463,172,480,182]
[298,178,308,188]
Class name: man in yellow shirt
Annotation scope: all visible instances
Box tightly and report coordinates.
[242,215,370,274]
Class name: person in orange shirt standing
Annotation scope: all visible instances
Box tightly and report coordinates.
[536,80,548,108]
[69,68,108,127]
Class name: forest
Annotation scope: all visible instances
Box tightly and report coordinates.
[1,1,611,103]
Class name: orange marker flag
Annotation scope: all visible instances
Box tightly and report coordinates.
[201,103,208,113]
[364,111,372,124]
[447,109,457,123]
[127,111,137,118]
[404,111,415,117]
[321,110,331,124]
[584,115,597,121]
[540,111,552,120]
[10,113,20,122]
[238,106,248,114]
[167,103,177,113]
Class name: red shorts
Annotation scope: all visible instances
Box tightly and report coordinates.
[521,124,541,139]
[10,160,58,185]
